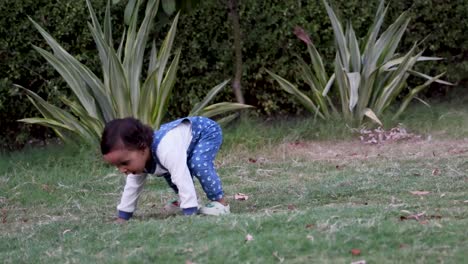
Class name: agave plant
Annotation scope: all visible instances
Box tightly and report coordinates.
[18,0,250,145]
[268,0,452,126]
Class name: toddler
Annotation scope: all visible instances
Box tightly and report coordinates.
[100,116,230,221]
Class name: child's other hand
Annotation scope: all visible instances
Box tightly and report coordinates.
[115,217,128,224]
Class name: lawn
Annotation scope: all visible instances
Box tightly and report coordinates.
[1,98,467,263]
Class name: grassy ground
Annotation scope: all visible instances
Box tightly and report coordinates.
[1,98,467,263]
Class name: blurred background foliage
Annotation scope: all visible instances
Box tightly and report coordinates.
[1,0,467,149]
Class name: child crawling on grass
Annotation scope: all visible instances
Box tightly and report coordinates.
[100,116,230,222]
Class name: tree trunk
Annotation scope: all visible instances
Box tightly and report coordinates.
[227,0,245,104]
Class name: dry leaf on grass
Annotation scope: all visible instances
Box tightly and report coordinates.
[410,191,430,196]
[359,125,421,144]
[400,211,426,221]
[351,261,366,264]
[272,251,284,262]
[350,249,361,256]
[1,208,7,223]
[400,211,442,222]
[245,234,254,241]
[235,193,249,201]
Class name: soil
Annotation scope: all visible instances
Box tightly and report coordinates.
[280,138,468,161]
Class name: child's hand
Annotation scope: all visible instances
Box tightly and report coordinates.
[115,217,128,224]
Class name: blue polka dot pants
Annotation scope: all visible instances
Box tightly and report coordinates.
[188,119,224,201]
[162,119,224,201]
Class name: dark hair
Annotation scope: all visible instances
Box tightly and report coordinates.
[100,117,154,155]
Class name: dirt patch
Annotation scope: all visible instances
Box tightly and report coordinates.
[279,138,468,161]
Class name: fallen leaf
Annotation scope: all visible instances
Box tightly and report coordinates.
[350,249,361,256]
[400,211,426,221]
[432,168,440,176]
[62,229,72,235]
[306,235,314,241]
[235,193,249,201]
[245,234,254,241]
[1,208,7,223]
[351,261,366,264]
[399,244,408,248]
[287,204,296,210]
[440,193,446,198]
[429,215,442,219]
[248,158,257,163]
[410,191,430,196]
[272,251,284,262]
[305,224,314,229]
[419,220,429,225]
[41,184,53,193]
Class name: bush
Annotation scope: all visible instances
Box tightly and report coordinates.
[0,0,112,149]
[1,0,467,149]
[0,0,128,149]
[172,0,467,119]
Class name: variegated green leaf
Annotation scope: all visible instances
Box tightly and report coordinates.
[190,80,230,116]
[197,103,253,118]
[266,69,324,119]
[323,0,349,70]
[363,108,383,126]
[393,72,446,120]
[347,72,361,111]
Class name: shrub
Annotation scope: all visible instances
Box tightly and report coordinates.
[267,0,452,126]
[1,0,466,148]
[19,0,250,145]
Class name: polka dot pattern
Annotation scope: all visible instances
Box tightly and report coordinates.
[151,117,224,201]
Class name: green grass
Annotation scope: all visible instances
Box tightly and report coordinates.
[1,99,468,263]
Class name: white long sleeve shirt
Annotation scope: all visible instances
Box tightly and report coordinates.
[117,122,198,213]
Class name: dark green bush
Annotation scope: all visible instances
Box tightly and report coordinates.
[1,0,467,149]
[0,0,127,149]
[0,0,108,149]
[172,0,467,119]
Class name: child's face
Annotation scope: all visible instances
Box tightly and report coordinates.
[103,147,150,175]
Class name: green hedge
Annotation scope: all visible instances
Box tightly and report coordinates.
[172,0,467,118]
[1,0,467,149]
[0,0,125,149]
[0,0,104,149]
